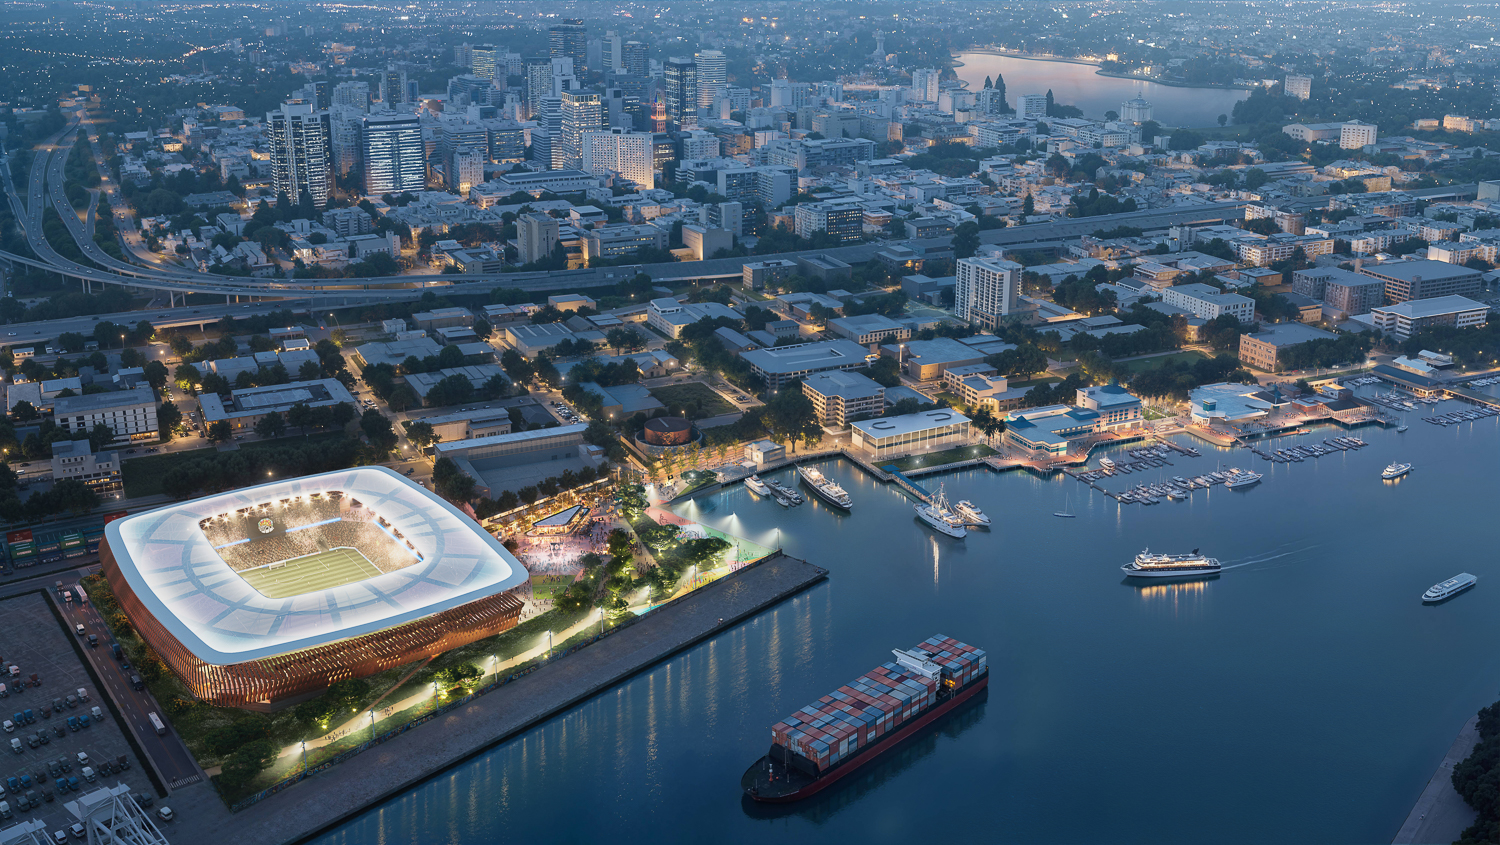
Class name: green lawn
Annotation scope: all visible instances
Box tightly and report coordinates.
[648,382,737,418]
[238,548,381,599]
[121,432,352,497]
[887,444,997,473]
[1112,350,1213,374]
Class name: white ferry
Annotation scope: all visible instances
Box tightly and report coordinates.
[745,476,770,496]
[954,500,991,526]
[1225,470,1263,489]
[1423,573,1477,603]
[914,484,967,538]
[1099,456,1116,470]
[1382,462,1412,480]
[1121,548,1222,579]
[798,466,852,510]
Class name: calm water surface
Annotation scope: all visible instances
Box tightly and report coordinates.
[952,52,1249,128]
[312,386,1500,844]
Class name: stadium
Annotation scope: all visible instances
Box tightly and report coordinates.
[101,466,527,708]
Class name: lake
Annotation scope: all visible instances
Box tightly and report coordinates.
[952,52,1250,128]
[310,384,1499,844]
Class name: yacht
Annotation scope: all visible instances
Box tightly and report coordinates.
[1225,470,1263,489]
[914,484,967,539]
[745,475,770,496]
[798,465,852,510]
[1382,462,1412,480]
[1396,425,1409,433]
[953,500,991,526]
[1121,549,1221,579]
[1099,456,1116,470]
[1424,573,1477,603]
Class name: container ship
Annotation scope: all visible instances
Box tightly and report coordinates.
[741,636,988,803]
[798,465,852,509]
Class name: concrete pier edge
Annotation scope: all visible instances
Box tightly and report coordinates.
[1392,714,1481,844]
[180,552,827,845]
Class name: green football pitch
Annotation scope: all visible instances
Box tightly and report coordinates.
[238,547,383,599]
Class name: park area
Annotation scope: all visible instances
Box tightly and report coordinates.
[886,444,997,473]
[648,382,737,418]
[1112,350,1213,375]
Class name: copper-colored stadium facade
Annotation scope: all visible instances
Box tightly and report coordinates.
[102,467,528,708]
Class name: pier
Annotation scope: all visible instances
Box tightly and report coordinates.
[883,466,933,503]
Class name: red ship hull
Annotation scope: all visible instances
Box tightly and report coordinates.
[747,674,989,803]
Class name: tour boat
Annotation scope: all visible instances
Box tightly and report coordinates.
[1121,548,1221,579]
[1099,456,1116,470]
[745,475,770,496]
[1423,573,1477,603]
[1382,462,1412,480]
[798,466,852,510]
[953,500,990,526]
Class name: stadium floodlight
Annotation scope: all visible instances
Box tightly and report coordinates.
[102,467,527,706]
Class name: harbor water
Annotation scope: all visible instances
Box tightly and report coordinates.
[952,52,1250,128]
[311,388,1500,844]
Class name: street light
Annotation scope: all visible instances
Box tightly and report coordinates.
[546,630,553,659]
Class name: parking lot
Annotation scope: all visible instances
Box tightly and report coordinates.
[0,592,168,838]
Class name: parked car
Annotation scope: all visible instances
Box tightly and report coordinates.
[156,806,173,822]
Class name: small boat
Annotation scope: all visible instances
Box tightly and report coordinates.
[745,475,770,496]
[1053,492,1076,518]
[773,494,791,508]
[954,500,990,526]
[1382,462,1412,480]
[1423,573,1477,603]
[1396,425,1409,433]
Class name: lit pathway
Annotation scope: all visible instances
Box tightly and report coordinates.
[275,611,602,760]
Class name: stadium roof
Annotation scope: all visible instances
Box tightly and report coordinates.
[104,466,526,665]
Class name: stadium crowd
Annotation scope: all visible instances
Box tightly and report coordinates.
[200,493,419,575]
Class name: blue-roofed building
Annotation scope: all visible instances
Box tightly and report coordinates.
[1002,405,1100,455]
[579,382,665,417]
[1074,384,1144,431]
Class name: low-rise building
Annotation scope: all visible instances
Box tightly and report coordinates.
[352,337,444,370]
[1001,405,1099,456]
[417,409,514,442]
[198,379,356,431]
[741,340,875,391]
[1161,283,1255,323]
[405,365,509,402]
[850,408,973,462]
[826,314,911,345]
[744,439,786,468]
[1369,295,1489,340]
[54,387,158,443]
[1188,382,1282,425]
[802,371,885,427]
[50,439,120,493]
[1237,322,1339,372]
[412,307,474,332]
[887,337,988,382]
[1357,260,1483,305]
[1074,384,1144,431]
[742,259,797,291]
[942,364,1022,412]
[646,298,742,339]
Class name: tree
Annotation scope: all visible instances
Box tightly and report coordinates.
[174,363,202,392]
[361,409,398,453]
[1218,114,1228,126]
[142,360,169,393]
[431,456,476,502]
[207,420,232,443]
[218,738,278,792]
[285,401,313,433]
[406,420,437,450]
[1021,193,1034,216]
[119,348,145,368]
[49,479,99,516]
[87,423,115,451]
[298,360,322,382]
[157,401,182,440]
[254,411,286,439]
[330,402,356,428]
[10,402,38,423]
[952,221,980,259]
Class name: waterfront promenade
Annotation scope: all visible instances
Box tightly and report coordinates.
[166,552,828,845]
[1393,715,1479,844]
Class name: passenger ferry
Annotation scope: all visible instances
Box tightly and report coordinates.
[1423,573,1477,603]
[953,500,990,526]
[745,476,770,496]
[798,466,852,510]
[1382,462,1412,480]
[1121,548,1221,579]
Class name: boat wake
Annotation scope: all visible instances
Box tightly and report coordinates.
[1217,543,1320,571]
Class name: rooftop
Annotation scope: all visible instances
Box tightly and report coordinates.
[433,422,589,455]
[803,370,884,399]
[1244,322,1338,348]
[103,467,526,666]
[741,340,873,375]
[851,408,971,439]
[1358,259,1482,282]
[1372,295,1488,318]
[54,386,154,415]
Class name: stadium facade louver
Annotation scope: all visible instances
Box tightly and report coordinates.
[101,467,527,708]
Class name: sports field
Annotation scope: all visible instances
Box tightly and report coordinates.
[238,547,383,599]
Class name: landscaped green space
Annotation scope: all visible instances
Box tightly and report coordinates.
[648,381,737,418]
[121,432,352,497]
[886,443,996,473]
[529,573,573,600]
[1113,350,1213,374]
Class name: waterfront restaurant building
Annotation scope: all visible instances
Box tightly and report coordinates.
[100,467,526,708]
[1001,405,1100,456]
[850,409,972,462]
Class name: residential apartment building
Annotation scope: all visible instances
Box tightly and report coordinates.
[1235,234,1335,267]
[267,102,332,210]
[362,113,425,196]
[54,387,158,442]
[802,371,885,427]
[793,200,864,242]
[954,257,1021,330]
[1160,283,1255,322]
[581,128,655,189]
[50,439,120,493]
